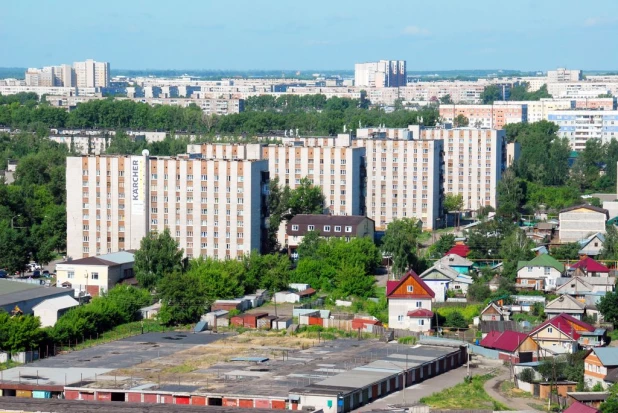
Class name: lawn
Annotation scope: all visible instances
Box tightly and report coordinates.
[419,374,511,411]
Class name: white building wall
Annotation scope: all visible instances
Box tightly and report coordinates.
[388,298,432,330]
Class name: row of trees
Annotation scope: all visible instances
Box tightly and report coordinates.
[0,93,440,136]
[480,83,551,104]
[0,133,68,271]
[0,285,152,353]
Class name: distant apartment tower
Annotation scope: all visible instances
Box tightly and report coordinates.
[355,60,406,88]
[74,59,110,88]
[548,110,618,151]
[188,138,366,216]
[439,103,527,129]
[66,152,269,260]
[547,68,583,83]
[25,65,75,87]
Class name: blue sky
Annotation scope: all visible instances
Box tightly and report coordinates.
[2,0,618,71]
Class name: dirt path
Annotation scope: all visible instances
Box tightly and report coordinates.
[484,370,541,412]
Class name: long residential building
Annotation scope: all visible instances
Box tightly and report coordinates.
[548,110,618,150]
[66,151,269,260]
[439,103,527,129]
[355,60,406,88]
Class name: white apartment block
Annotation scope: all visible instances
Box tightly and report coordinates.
[418,127,506,212]
[505,99,574,123]
[66,152,269,261]
[74,59,110,88]
[188,137,366,216]
[547,68,583,83]
[352,138,443,230]
[548,110,618,151]
[354,60,406,88]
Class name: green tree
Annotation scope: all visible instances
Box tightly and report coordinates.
[445,311,468,328]
[480,85,502,104]
[427,234,456,258]
[266,177,290,252]
[551,242,581,260]
[439,94,453,104]
[381,218,423,277]
[296,230,326,261]
[444,194,464,227]
[598,290,618,325]
[134,228,185,291]
[334,263,375,298]
[287,177,325,218]
[601,225,618,260]
[496,169,524,219]
[157,271,207,325]
[3,314,43,352]
[467,280,491,302]
[499,229,534,280]
[104,285,152,323]
[0,220,29,273]
[453,114,469,127]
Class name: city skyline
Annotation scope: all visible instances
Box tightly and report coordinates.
[2,0,618,71]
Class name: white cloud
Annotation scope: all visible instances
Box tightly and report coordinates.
[402,26,430,36]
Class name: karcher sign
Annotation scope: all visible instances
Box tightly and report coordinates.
[131,156,145,215]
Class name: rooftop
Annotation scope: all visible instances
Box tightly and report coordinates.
[591,347,618,366]
[0,279,74,308]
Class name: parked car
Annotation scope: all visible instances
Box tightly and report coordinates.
[32,270,41,278]
[42,270,51,277]
[28,263,41,272]
[0,270,7,278]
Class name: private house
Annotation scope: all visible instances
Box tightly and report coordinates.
[488,275,504,292]
[567,392,609,410]
[584,348,618,390]
[286,215,375,259]
[569,257,610,277]
[578,233,606,258]
[556,277,616,298]
[516,254,565,291]
[479,330,539,363]
[55,251,135,297]
[479,302,511,322]
[533,222,557,239]
[528,313,600,355]
[418,256,474,302]
[386,270,435,332]
[559,205,609,243]
[544,295,586,320]
[445,244,470,258]
[563,401,599,413]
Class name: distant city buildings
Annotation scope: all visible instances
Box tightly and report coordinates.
[24,59,109,88]
[548,110,618,150]
[439,103,527,129]
[355,60,407,88]
[547,68,583,83]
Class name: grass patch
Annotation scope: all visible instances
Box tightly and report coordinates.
[608,330,618,341]
[0,360,20,371]
[500,380,533,399]
[419,374,511,411]
[163,363,196,374]
[397,336,417,345]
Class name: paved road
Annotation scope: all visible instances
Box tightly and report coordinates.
[353,364,470,412]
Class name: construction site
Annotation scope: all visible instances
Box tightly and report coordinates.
[0,330,468,413]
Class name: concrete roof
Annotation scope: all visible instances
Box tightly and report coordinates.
[0,280,73,308]
[96,251,135,265]
[32,295,79,312]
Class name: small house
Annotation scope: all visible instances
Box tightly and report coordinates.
[544,295,586,320]
[567,392,609,409]
[569,257,610,277]
[32,295,79,327]
[516,254,565,291]
[563,401,600,413]
[386,270,435,332]
[556,277,616,298]
[528,313,598,355]
[479,330,539,363]
[479,302,511,322]
[578,233,606,258]
[584,347,618,390]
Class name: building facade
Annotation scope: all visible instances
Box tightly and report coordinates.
[439,103,527,129]
[354,60,406,88]
[66,151,269,260]
[548,110,618,151]
[74,59,110,88]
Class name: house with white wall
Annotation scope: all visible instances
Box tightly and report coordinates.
[516,254,565,291]
[386,270,435,332]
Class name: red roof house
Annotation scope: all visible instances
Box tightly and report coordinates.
[570,257,610,276]
[445,245,470,258]
[563,401,599,413]
[387,270,435,332]
[528,313,599,354]
[480,330,540,362]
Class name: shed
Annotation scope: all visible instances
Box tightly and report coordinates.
[139,302,161,320]
[32,295,79,327]
[204,310,229,329]
[274,317,292,330]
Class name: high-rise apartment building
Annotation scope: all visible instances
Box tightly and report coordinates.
[548,110,618,151]
[547,68,583,83]
[74,59,110,88]
[25,64,76,87]
[417,127,506,212]
[439,103,527,129]
[355,60,406,88]
[66,151,269,260]
[188,137,366,216]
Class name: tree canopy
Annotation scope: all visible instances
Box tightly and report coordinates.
[134,228,185,291]
[381,218,424,277]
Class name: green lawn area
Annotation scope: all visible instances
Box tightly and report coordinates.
[608,330,618,341]
[419,374,510,411]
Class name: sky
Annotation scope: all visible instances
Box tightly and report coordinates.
[2,0,618,71]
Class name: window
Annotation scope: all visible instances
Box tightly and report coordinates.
[416,301,422,308]
[418,319,425,326]
[548,327,553,333]
[68,271,74,279]
[308,225,315,231]
[91,272,99,280]
[292,225,299,231]
[324,225,331,232]
[544,266,550,275]
[407,285,414,293]
[527,266,533,273]
[345,226,352,233]
[397,315,404,322]
[334,226,341,232]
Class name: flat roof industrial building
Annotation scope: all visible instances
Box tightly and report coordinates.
[0,279,74,314]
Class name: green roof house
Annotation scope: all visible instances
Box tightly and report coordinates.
[516,254,565,292]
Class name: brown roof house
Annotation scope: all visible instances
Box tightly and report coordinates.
[286,214,375,259]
